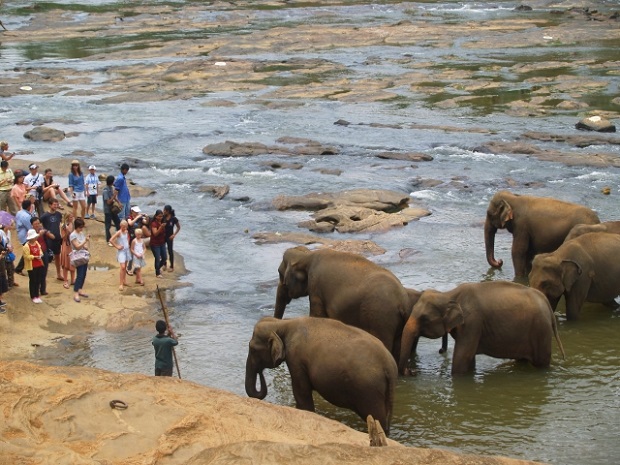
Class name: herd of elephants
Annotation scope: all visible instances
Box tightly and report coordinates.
[244,190,620,434]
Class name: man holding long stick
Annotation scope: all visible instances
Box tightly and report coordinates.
[152,320,178,377]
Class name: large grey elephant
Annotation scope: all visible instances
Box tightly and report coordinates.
[529,232,620,320]
[275,246,416,361]
[484,191,600,278]
[398,281,565,375]
[564,220,620,242]
[245,316,397,434]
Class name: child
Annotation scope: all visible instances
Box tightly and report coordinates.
[130,227,146,286]
[152,320,178,377]
[85,165,99,219]
[110,220,130,291]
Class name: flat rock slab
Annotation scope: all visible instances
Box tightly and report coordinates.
[273,189,430,233]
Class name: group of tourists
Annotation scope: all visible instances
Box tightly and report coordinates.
[0,145,181,311]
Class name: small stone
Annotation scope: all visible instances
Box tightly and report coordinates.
[602,186,611,195]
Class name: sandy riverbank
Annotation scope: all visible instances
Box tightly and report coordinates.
[0,158,544,464]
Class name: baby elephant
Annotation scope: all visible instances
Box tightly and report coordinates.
[245,316,397,434]
[399,281,565,375]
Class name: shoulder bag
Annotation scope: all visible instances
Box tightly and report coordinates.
[69,249,90,267]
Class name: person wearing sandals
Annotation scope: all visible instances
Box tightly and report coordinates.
[149,209,167,278]
[69,217,89,302]
[43,168,72,209]
[162,205,180,272]
[60,212,75,289]
[130,228,146,286]
[110,220,130,291]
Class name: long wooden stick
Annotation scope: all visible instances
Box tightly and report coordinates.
[156,285,181,379]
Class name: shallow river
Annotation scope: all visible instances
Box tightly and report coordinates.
[1,1,619,464]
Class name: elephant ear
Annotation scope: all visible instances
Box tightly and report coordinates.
[561,259,582,292]
[499,199,514,228]
[443,301,465,332]
[269,332,286,366]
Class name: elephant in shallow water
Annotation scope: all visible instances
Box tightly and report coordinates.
[274,246,416,362]
[245,316,397,434]
[529,232,620,320]
[564,221,620,242]
[399,281,565,375]
[484,191,599,278]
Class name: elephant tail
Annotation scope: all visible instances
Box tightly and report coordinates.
[384,367,396,436]
[551,310,566,361]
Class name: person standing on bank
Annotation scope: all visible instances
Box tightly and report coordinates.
[149,209,167,278]
[60,212,75,289]
[68,160,87,219]
[153,319,178,377]
[40,198,63,281]
[14,199,33,276]
[0,224,17,288]
[162,205,180,272]
[0,141,14,162]
[113,163,131,220]
[110,220,130,291]
[69,217,89,302]
[23,228,45,304]
[11,171,28,216]
[30,217,50,296]
[85,165,99,219]
[0,161,15,214]
[24,164,44,217]
[102,175,120,243]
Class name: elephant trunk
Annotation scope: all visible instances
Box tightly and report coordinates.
[484,219,503,268]
[274,282,291,319]
[398,318,420,375]
[245,358,267,399]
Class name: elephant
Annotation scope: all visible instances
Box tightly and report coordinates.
[398,281,565,376]
[275,246,415,361]
[484,190,600,278]
[564,221,620,242]
[529,232,620,320]
[245,316,397,434]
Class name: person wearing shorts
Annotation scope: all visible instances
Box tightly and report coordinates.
[68,160,86,219]
[85,165,99,219]
[110,220,131,291]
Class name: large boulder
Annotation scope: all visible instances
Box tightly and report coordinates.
[273,189,430,233]
[23,126,66,142]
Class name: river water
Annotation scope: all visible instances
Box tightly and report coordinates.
[1,1,619,464]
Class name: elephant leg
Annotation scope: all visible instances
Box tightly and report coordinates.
[451,336,478,375]
[290,371,315,411]
[438,334,448,354]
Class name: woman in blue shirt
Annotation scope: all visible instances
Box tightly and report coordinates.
[68,160,86,219]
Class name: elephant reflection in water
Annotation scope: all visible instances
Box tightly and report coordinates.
[484,191,599,278]
[399,281,565,376]
[274,246,418,362]
[245,316,397,434]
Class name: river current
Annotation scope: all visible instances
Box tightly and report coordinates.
[1,1,619,464]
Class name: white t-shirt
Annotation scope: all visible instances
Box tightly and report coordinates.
[24,172,43,198]
[85,173,99,196]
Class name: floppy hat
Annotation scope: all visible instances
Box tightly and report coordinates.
[26,229,38,240]
[71,159,80,165]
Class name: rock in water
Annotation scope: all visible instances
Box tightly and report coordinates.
[575,116,616,132]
